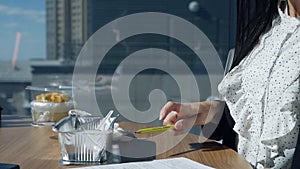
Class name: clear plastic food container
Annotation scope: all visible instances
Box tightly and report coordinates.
[53,114,112,165]
[26,86,74,126]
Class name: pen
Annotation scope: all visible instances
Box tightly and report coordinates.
[134,125,175,134]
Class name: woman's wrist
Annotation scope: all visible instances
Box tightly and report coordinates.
[195,100,225,125]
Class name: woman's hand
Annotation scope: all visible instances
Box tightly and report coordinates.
[159,101,224,134]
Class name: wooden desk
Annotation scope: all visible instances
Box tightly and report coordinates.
[0,121,252,169]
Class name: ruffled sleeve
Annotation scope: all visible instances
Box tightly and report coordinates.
[218,68,258,140]
[218,60,256,140]
[217,26,275,140]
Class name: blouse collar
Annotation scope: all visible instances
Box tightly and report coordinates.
[278,7,300,33]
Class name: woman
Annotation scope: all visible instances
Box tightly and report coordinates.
[159,0,300,168]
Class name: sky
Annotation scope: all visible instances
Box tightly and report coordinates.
[0,0,45,61]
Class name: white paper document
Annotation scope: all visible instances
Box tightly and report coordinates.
[70,157,215,169]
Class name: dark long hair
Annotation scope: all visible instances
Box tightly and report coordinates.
[231,0,280,69]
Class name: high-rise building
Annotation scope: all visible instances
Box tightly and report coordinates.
[46,0,88,62]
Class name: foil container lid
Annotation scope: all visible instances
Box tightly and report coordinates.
[52,109,95,133]
[53,109,120,134]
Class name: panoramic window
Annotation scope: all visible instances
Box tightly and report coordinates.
[0,0,235,116]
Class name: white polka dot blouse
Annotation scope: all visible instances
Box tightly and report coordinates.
[218,8,300,169]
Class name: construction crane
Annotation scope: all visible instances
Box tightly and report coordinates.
[12,32,21,71]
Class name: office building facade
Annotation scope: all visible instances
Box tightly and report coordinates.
[46,0,89,62]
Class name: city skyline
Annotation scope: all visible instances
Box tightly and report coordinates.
[0,0,45,61]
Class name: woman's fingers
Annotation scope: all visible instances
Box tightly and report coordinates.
[162,111,178,126]
[166,117,197,136]
[160,101,201,136]
[159,101,179,120]
[163,112,197,130]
